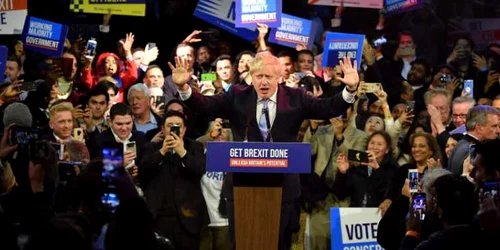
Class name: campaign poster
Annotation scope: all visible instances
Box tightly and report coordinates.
[193,0,258,41]
[322,32,364,69]
[330,208,384,250]
[69,0,146,17]
[0,46,7,82]
[21,16,69,57]
[308,0,383,9]
[235,0,282,28]
[385,0,423,16]
[268,14,317,50]
[0,0,27,34]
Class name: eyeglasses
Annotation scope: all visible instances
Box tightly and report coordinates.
[452,114,467,119]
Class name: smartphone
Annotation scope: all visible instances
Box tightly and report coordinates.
[73,128,84,142]
[197,31,216,39]
[469,144,476,163]
[52,57,74,79]
[10,126,40,145]
[86,38,97,59]
[463,79,474,97]
[362,82,382,93]
[412,193,427,220]
[58,161,86,181]
[124,141,137,155]
[101,146,123,212]
[408,169,419,193]
[20,80,43,92]
[170,124,181,137]
[406,100,415,112]
[146,42,156,50]
[201,72,217,82]
[400,47,415,57]
[151,95,165,107]
[295,72,308,81]
[347,149,369,164]
[483,181,499,199]
[222,119,231,129]
[440,74,452,83]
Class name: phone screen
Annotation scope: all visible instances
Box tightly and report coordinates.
[464,79,474,97]
[86,39,97,58]
[101,147,123,212]
[201,73,217,82]
[412,193,426,220]
[11,126,40,145]
[20,80,42,92]
[483,181,499,199]
[409,170,419,193]
[58,161,86,181]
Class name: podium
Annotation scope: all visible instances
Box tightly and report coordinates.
[206,142,311,250]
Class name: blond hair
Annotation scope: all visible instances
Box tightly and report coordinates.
[248,51,283,77]
[49,103,73,120]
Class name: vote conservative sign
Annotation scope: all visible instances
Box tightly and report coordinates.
[206,141,310,174]
[21,16,69,57]
[322,32,364,69]
[0,0,27,34]
[194,0,258,41]
[235,0,282,28]
[268,14,317,50]
[330,208,384,250]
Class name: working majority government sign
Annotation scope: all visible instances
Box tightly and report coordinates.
[193,0,258,41]
[206,142,310,174]
[268,14,317,50]
[69,0,146,17]
[0,0,27,34]
[235,0,281,28]
[21,17,69,57]
[330,208,384,250]
[385,0,423,16]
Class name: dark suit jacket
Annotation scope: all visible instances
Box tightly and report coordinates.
[139,139,207,234]
[448,134,479,175]
[87,129,148,161]
[183,84,353,202]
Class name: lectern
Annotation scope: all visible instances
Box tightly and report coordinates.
[206,141,311,250]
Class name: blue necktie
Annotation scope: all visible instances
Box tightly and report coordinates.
[259,100,269,140]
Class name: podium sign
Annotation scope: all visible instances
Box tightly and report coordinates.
[206,141,311,173]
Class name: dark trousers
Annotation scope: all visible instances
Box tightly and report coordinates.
[199,225,232,250]
[155,216,200,250]
[226,200,300,250]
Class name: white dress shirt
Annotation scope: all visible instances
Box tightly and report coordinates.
[401,56,416,80]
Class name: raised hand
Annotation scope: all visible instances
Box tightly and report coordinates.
[168,56,192,90]
[120,33,135,53]
[336,57,359,90]
[257,23,269,39]
[182,30,202,44]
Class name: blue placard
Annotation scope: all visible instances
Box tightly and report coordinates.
[206,141,311,174]
[193,0,258,41]
[21,16,69,57]
[0,46,7,83]
[322,32,364,69]
[268,14,317,50]
[385,0,423,16]
[235,0,282,28]
[330,208,383,250]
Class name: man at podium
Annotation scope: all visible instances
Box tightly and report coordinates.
[170,52,359,250]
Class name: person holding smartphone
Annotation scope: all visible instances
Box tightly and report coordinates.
[139,110,206,250]
[333,131,397,208]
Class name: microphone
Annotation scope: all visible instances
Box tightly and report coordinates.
[262,107,273,142]
[3,102,33,128]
